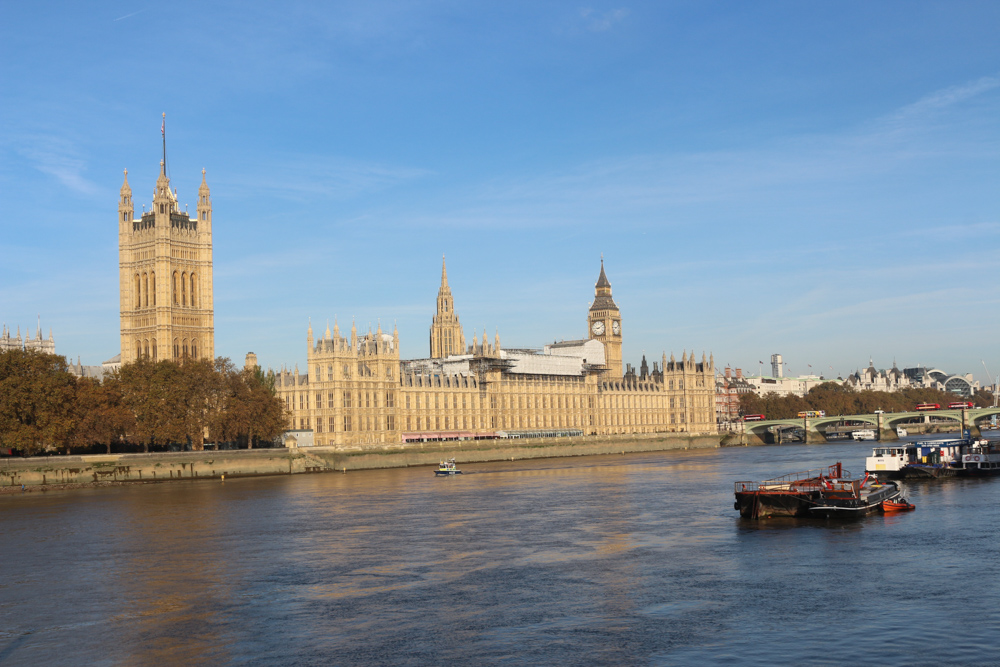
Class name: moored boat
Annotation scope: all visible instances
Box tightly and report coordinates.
[866,440,968,480]
[435,458,462,475]
[734,462,900,519]
[882,499,916,512]
[954,440,1000,477]
[852,429,876,441]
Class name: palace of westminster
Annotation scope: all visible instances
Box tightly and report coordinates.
[114,135,717,445]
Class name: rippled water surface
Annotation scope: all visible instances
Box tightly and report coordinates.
[3,442,1000,666]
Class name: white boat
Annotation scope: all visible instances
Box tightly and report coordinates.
[434,458,462,475]
[896,426,908,437]
[852,429,876,441]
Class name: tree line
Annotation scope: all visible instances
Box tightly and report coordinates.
[739,383,996,421]
[0,349,288,456]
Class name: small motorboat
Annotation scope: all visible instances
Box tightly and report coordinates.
[435,458,462,475]
[882,499,915,512]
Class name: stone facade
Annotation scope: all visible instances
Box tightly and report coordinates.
[118,130,214,365]
[274,262,717,446]
[0,322,54,355]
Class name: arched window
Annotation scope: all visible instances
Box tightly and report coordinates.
[181,272,187,306]
[134,274,141,309]
[183,339,189,358]
[152,339,157,361]
[144,340,149,358]
[172,272,179,305]
[190,273,196,307]
[173,338,179,359]
[143,273,148,308]
[135,340,141,359]
[150,272,156,306]
[191,339,198,359]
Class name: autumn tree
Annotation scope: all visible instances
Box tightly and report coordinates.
[0,349,77,455]
[69,376,135,453]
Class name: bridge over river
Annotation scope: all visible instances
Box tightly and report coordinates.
[744,407,1000,444]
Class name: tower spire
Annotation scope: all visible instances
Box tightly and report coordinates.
[441,255,449,290]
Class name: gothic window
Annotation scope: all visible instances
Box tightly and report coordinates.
[192,340,198,358]
[181,272,187,306]
[316,421,323,434]
[328,416,335,432]
[143,273,148,307]
[183,339,189,358]
[190,274,196,307]
[343,364,350,378]
[386,392,394,408]
[343,391,352,408]
[152,339,157,360]
[134,274,141,309]
[135,340,141,359]
[173,338,179,359]
[159,204,164,214]
[172,272,179,305]
[144,340,149,358]
[316,392,322,408]
[327,365,333,381]
[151,272,156,306]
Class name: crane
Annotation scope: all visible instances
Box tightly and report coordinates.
[982,360,998,408]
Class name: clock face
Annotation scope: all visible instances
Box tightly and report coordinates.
[612,320,621,335]
[591,320,605,335]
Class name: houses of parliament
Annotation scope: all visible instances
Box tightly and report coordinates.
[273,259,717,445]
[116,131,716,445]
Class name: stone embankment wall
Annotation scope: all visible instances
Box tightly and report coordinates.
[0,432,720,492]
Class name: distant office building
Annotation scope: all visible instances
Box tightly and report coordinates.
[771,354,783,378]
[716,367,755,426]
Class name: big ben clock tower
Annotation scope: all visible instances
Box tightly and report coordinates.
[588,259,623,378]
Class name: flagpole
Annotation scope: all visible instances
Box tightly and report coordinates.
[161,112,166,175]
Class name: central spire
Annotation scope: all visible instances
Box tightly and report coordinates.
[440,255,450,292]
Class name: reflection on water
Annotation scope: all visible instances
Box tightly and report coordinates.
[3,442,1000,665]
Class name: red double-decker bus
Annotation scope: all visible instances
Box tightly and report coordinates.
[742,414,765,421]
[915,403,940,411]
[948,401,974,409]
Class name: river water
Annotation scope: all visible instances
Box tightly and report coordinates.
[3,440,1000,666]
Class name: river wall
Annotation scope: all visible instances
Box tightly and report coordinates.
[0,432,721,493]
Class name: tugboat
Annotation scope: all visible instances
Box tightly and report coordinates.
[734,462,900,519]
[865,440,968,479]
[435,458,462,476]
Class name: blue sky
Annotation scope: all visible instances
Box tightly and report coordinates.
[1,1,998,381]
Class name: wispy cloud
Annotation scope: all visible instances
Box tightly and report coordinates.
[579,8,630,32]
[114,8,147,22]
[18,136,101,196]
[223,154,432,202]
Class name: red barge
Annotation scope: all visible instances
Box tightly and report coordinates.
[734,462,903,519]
